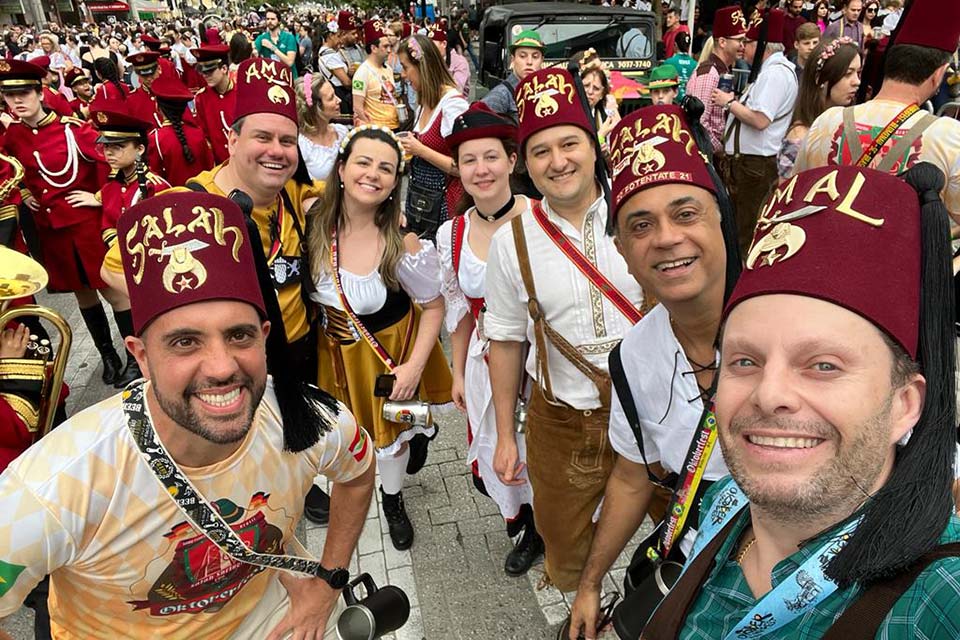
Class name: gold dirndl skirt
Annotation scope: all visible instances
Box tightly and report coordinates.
[318,304,453,451]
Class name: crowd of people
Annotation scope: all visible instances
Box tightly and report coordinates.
[0,0,958,638]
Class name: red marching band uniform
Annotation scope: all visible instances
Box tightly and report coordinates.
[29,55,76,119]
[125,51,197,129]
[191,45,236,165]
[146,72,214,187]
[0,59,109,292]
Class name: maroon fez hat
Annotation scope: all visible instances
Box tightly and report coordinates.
[714,6,749,40]
[445,102,517,149]
[402,22,413,38]
[895,0,960,53]
[91,98,153,143]
[233,58,297,124]
[725,165,921,358]
[514,68,594,150]
[0,59,45,89]
[120,190,266,335]
[746,8,786,43]
[428,25,447,44]
[150,72,193,102]
[30,55,50,71]
[338,10,358,32]
[608,104,715,221]
[363,20,389,46]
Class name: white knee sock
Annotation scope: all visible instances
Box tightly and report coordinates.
[378,446,410,495]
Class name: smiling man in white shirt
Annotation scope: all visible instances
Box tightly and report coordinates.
[484,67,643,594]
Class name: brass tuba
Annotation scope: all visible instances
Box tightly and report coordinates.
[0,246,72,437]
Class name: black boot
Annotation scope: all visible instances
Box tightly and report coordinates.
[406,433,431,474]
[303,484,331,525]
[80,305,122,385]
[381,487,414,550]
[112,309,142,388]
[504,523,544,576]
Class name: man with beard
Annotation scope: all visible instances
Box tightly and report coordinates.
[0,190,374,639]
[100,57,333,524]
[485,67,643,593]
[567,103,741,639]
[641,163,960,638]
[684,6,748,153]
[254,9,298,78]
[352,20,399,129]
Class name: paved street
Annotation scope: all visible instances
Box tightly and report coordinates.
[2,294,650,639]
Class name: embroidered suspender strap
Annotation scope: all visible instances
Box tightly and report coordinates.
[330,231,411,372]
[640,516,742,640]
[842,106,865,160]
[820,542,960,640]
[452,214,464,275]
[874,113,938,173]
[855,103,920,167]
[122,380,350,589]
[511,216,611,406]
[530,202,643,325]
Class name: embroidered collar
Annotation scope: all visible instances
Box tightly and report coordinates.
[34,111,57,128]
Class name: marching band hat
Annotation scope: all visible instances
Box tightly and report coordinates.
[63,67,89,87]
[894,0,960,53]
[647,64,679,89]
[91,100,153,144]
[29,55,51,71]
[126,51,161,75]
[0,59,45,91]
[509,29,544,52]
[608,104,716,222]
[514,67,595,151]
[149,72,193,102]
[140,34,163,51]
[746,8,786,44]
[191,44,230,73]
[119,191,266,335]
[713,5,749,40]
[233,58,297,125]
[363,20,389,47]
[445,102,517,150]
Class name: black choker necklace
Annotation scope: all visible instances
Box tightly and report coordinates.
[476,195,516,223]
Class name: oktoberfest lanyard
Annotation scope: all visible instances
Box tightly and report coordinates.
[686,480,860,640]
[654,390,720,560]
[330,230,409,372]
[855,103,919,167]
[531,202,643,325]
[122,379,349,588]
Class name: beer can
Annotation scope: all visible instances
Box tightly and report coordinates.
[382,400,431,427]
[718,73,735,94]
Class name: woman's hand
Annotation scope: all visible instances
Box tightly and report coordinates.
[65,190,100,208]
[451,372,466,413]
[389,360,424,401]
[397,132,423,159]
[0,324,29,359]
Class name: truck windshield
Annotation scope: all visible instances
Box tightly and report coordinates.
[513,20,654,60]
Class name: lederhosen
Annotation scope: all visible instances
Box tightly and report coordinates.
[640,515,960,640]
[510,216,617,592]
[722,58,797,254]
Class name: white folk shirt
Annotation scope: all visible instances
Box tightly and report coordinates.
[723,52,798,158]
[608,304,730,556]
[484,196,643,410]
[0,378,372,639]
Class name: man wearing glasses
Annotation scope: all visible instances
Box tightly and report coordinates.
[192,45,237,164]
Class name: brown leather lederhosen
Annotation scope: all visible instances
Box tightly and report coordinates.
[840,105,939,172]
[510,216,617,592]
[640,514,960,640]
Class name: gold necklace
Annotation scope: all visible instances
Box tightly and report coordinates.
[737,536,756,565]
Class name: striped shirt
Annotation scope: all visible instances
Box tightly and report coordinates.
[680,477,960,640]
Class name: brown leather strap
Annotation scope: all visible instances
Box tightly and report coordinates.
[820,542,960,640]
[875,113,938,173]
[510,217,611,407]
[641,516,743,640]
[842,106,864,160]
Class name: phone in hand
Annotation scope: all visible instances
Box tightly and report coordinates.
[374,374,396,398]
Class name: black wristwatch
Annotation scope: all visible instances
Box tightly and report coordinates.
[318,566,350,590]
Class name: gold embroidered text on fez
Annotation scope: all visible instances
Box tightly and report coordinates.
[516,71,576,123]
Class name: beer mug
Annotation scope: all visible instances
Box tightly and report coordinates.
[382,400,431,426]
[337,573,410,640]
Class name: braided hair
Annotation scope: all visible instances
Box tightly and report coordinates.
[93,57,126,98]
[157,99,196,165]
